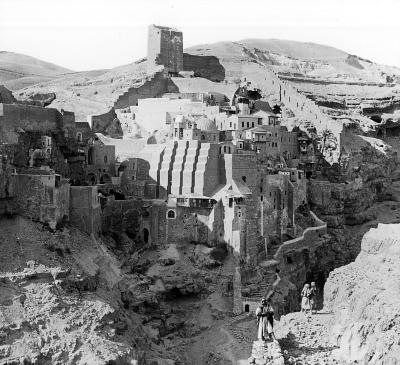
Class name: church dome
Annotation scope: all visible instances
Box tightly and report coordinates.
[174,114,185,125]
[195,116,217,132]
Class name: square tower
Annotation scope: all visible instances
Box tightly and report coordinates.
[147,24,183,75]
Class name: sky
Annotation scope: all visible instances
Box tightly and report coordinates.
[1,0,399,71]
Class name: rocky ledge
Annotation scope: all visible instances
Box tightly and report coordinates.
[248,340,284,365]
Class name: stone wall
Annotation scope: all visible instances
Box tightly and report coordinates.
[246,66,343,163]
[70,186,101,235]
[273,211,327,262]
[87,108,123,137]
[14,173,70,229]
[182,53,225,82]
[114,71,179,110]
[0,103,64,144]
[0,86,16,103]
[101,198,166,246]
[166,205,217,244]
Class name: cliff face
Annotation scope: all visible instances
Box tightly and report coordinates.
[308,134,397,265]
[324,223,400,364]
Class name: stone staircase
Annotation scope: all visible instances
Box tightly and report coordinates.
[247,271,276,300]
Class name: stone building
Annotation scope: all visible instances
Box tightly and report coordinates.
[86,139,116,185]
[14,170,70,230]
[147,24,183,75]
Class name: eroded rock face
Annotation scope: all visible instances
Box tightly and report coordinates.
[19,92,57,107]
[324,223,400,364]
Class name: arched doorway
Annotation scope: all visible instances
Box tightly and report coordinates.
[143,228,149,244]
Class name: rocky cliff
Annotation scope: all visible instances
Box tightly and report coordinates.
[323,223,400,364]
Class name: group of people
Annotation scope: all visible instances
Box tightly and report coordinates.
[255,282,318,343]
[301,282,317,314]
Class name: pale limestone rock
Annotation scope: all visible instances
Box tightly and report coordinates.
[249,340,285,365]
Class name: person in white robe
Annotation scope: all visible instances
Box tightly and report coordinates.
[256,298,277,342]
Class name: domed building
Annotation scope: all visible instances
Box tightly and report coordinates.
[171,114,221,143]
[194,116,218,132]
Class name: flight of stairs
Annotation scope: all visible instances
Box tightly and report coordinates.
[248,271,276,300]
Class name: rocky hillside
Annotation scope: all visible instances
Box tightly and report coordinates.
[273,222,400,365]
[0,215,239,364]
[324,223,400,364]
[6,38,399,127]
[0,51,74,90]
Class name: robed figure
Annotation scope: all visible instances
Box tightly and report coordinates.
[256,298,275,341]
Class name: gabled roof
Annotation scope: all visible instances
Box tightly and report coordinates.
[252,110,276,118]
[254,100,273,113]
[211,179,252,200]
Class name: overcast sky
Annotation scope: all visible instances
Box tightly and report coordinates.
[1,0,399,71]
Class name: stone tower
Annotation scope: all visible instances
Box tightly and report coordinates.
[147,24,183,75]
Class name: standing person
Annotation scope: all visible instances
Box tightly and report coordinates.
[256,298,277,342]
[309,282,318,314]
[301,283,311,314]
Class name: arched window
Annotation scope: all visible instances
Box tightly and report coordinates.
[201,134,205,140]
[167,210,176,219]
[77,132,82,142]
[244,304,250,313]
[224,146,227,153]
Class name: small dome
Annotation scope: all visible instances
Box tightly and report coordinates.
[195,116,217,132]
[174,114,185,125]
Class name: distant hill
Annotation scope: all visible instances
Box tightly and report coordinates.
[239,39,348,60]
[0,51,73,90]
[6,38,400,126]
[185,39,400,83]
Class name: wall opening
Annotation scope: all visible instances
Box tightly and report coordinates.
[143,228,149,243]
[167,210,176,219]
[244,304,250,313]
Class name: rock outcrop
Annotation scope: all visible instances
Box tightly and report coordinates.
[248,340,284,365]
[20,92,57,107]
[324,223,400,364]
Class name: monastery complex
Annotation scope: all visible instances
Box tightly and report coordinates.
[0,25,338,314]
